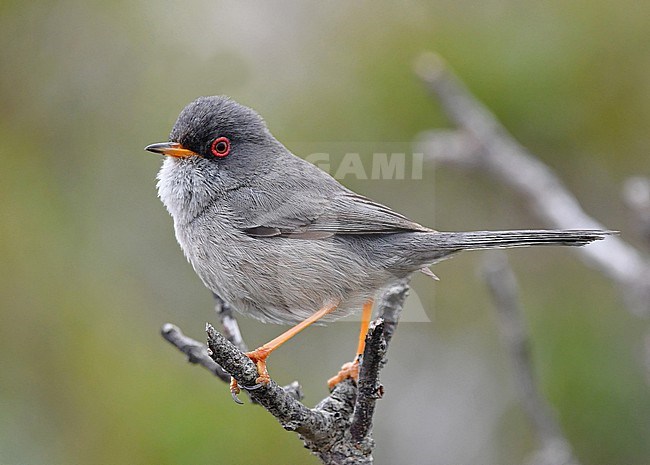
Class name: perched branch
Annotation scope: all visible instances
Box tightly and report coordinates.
[377,277,410,347]
[483,252,581,465]
[163,279,411,464]
[205,324,335,440]
[414,51,650,317]
[350,319,386,448]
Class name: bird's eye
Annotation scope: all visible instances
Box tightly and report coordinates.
[210,137,231,158]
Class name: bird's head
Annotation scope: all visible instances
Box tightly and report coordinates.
[148,96,283,222]
[146,95,275,164]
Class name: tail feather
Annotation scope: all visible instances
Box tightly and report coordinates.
[379,229,615,273]
[429,229,614,250]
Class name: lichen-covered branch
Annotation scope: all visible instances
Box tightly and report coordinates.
[350,319,386,449]
[205,324,334,442]
[162,278,410,464]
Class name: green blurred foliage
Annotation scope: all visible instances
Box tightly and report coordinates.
[1,1,648,464]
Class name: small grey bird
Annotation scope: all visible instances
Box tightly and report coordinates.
[146,96,609,393]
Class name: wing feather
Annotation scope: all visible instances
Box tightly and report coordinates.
[229,187,429,239]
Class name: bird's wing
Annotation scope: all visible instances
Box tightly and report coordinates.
[228,187,430,239]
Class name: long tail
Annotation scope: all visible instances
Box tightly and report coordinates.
[429,229,613,250]
[394,229,615,269]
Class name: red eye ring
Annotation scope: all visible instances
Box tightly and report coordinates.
[210,137,231,158]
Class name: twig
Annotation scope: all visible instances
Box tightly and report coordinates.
[162,322,303,402]
[483,252,581,465]
[213,293,248,351]
[161,323,231,383]
[377,277,410,347]
[350,319,386,448]
[348,277,410,451]
[414,51,650,317]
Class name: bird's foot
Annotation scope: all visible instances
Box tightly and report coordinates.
[230,376,265,404]
[229,346,272,404]
[245,346,272,384]
[327,357,360,390]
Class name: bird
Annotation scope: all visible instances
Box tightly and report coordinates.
[145,96,610,398]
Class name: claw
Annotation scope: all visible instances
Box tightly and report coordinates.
[231,390,244,404]
[229,379,265,404]
[229,375,266,404]
[228,346,274,404]
[230,376,244,405]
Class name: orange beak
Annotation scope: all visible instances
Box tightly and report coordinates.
[144,142,198,158]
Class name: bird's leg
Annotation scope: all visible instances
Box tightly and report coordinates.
[327,299,374,389]
[355,299,374,357]
[230,300,339,398]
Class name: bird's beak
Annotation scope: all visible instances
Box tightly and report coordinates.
[144,142,198,158]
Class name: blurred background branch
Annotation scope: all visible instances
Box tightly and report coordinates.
[483,253,580,465]
[622,177,650,249]
[414,51,650,318]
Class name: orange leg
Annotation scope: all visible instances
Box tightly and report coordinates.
[327,299,374,389]
[355,300,373,357]
[231,301,339,397]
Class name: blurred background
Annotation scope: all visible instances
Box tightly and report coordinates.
[1,1,649,464]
